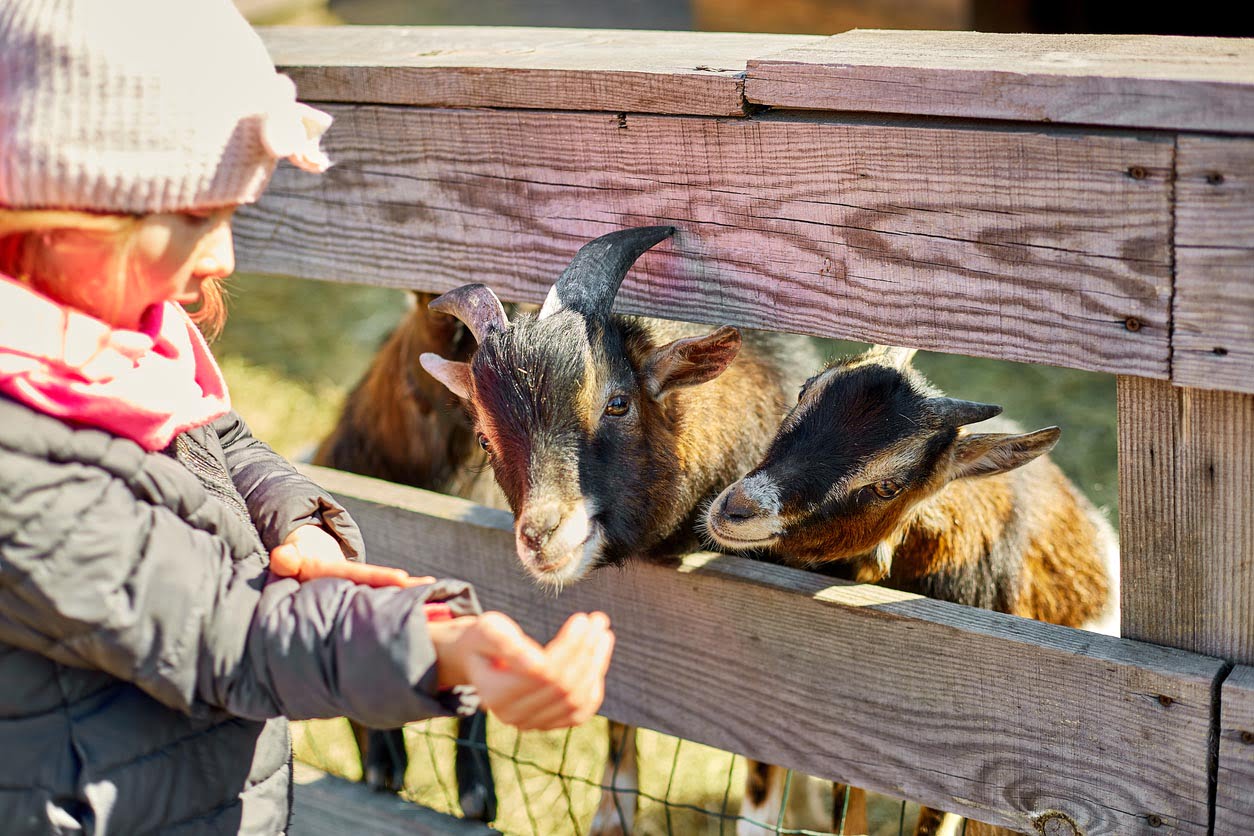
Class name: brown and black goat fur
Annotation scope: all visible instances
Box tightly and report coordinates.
[708,348,1117,632]
[421,228,810,588]
[314,292,500,507]
[467,311,798,569]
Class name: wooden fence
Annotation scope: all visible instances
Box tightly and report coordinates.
[235,26,1254,835]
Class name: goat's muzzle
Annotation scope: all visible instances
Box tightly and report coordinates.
[514,499,603,585]
[705,476,784,550]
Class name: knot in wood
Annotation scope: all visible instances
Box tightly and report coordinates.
[1033,810,1081,836]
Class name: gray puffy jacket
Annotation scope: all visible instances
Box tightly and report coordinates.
[0,397,479,835]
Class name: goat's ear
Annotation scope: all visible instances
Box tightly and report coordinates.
[419,353,473,401]
[948,427,1061,482]
[642,326,741,399]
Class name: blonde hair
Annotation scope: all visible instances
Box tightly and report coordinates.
[0,209,227,340]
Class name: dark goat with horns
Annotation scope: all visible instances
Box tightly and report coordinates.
[421,226,795,586]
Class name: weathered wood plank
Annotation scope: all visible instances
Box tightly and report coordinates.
[259,26,819,116]
[237,105,1172,378]
[1117,376,1254,664]
[1174,136,1254,394]
[745,30,1254,134]
[1217,666,1254,835]
[290,761,500,835]
[299,465,1223,836]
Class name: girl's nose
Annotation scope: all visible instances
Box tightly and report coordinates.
[195,223,235,278]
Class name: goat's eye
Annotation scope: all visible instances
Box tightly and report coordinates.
[870,480,902,500]
[605,395,630,417]
[477,433,490,452]
[798,379,814,401]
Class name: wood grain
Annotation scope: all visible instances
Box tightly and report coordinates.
[299,465,1224,835]
[1174,136,1254,394]
[235,105,1172,378]
[745,30,1254,134]
[290,761,500,835]
[259,26,819,116]
[1216,666,1254,835]
[1117,376,1254,664]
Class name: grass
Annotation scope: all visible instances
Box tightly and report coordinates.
[216,273,1117,835]
[292,717,926,835]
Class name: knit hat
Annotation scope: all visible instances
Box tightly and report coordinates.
[0,0,332,214]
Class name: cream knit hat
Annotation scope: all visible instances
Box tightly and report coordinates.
[0,0,332,214]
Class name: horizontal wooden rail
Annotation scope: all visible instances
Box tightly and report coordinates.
[259,26,817,116]
[745,30,1254,135]
[302,465,1226,835]
[237,105,1173,379]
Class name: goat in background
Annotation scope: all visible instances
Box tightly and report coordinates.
[706,345,1119,836]
[313,292,502,820]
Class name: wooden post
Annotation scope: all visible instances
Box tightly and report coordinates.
[1217,666,1254,834]
[1117,376,1254,662]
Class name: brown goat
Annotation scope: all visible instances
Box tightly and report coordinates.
[314,292,498,505]
[313,292,503,819]
[706,345,1118,835]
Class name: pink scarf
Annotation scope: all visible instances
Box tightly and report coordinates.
[0,276,230,451]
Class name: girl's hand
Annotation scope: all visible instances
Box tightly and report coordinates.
[431,611,615,731]
[281,524,349,564]
[270,524,435,587]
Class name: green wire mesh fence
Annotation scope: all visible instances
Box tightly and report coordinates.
[292,717,974,836]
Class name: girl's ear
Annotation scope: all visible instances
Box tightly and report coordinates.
[948,427,1061,482]
[419,353,472,401]
[641,326,741,400]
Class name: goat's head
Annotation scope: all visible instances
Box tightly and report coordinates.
[420,227,742,586]
[704,346,1060,575]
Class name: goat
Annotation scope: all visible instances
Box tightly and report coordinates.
[313,293,502,820]
[421,226,830,835]
[705,345,1119,835]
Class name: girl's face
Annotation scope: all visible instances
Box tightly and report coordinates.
[49,208,236,330]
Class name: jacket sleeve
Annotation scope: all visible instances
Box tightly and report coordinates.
[0,443,478,725]
[212,410,364,558]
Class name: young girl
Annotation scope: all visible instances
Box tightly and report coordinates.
[0,1,614,833]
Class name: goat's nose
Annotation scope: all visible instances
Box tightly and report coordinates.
[518,506,562,552]
[720,485,765,521]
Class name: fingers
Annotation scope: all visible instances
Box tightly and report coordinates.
[479,612,615,731]
[283,524,349,563]
[471,612,547,674]
[268,543,302,577]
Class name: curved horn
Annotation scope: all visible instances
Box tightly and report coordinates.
[539,225,676,320]
[428,284,508,343]
[930,397,1003,427]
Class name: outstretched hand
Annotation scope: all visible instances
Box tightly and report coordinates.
[433,611,615,731]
